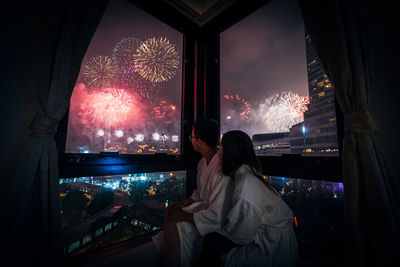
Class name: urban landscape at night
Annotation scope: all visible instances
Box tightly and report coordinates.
[60,173,343,265]
[60,171,186,256]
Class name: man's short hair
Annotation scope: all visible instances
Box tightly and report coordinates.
[192,118,219,148]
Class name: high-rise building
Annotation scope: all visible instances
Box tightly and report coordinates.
[290,35,339,155]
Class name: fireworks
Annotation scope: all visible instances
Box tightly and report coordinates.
[127,137,134,144]
[134,37,180,82]
[152,100,178,124]
[114,130,124,137]
[152,132,160,141]
[135,134,144,142]
[161,134,168,142]
[221,94,252,120]
[121,71,158,99]
[112,37,142,72]
[85,88,134,128]
[172,135,179,142]
[82,55,120,89]
[97,129,105,136]
[257,92,309,132]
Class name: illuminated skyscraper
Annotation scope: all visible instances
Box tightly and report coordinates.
[290,34,339,155]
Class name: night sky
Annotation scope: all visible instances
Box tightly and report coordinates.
[221,0,308,103]
[77,0,183,100]
[220,0,309,136]
[83,0,183,62]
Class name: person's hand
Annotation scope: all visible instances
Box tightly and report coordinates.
[165,207,194,223]
[181,198,195,207]
[164,201,184,219]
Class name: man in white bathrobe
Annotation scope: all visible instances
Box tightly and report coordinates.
[153,118,234,267]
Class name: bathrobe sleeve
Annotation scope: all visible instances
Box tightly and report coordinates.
[193,173,233,236]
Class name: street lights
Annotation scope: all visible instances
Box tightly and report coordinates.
[301,124,307,153]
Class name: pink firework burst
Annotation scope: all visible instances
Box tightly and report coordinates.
[288,94,310,120]
[85,88,135,127]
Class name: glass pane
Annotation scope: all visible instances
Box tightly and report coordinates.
[65,0,183,155]
[267,176,344,265]
[220,0,339,156]
[60,171,186,256]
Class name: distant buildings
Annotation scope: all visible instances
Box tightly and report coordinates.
[253,132,291,155]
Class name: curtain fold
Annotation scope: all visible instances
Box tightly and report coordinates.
[2,0,109,266]
[298,1,400,266]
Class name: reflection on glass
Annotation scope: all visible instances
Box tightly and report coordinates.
[65,0,183,155]
[220,0,338,156]
[268,176,344,265]
[59,171,186,256]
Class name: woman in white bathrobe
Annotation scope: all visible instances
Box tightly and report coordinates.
[198,130,298,267]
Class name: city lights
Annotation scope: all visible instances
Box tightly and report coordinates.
[301,125,307,135]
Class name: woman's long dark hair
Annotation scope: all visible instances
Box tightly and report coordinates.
[221,130,277,192]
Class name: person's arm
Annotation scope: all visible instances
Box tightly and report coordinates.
[219,197,262,245]
[188,159,204,202]
[193,174,234,236]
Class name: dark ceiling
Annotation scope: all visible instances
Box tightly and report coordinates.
[162,0,238,26]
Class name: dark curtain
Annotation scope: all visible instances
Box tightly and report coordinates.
[1,0,109,266]
[298,1,400,266]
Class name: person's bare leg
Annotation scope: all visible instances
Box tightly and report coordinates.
[161,222,180,267]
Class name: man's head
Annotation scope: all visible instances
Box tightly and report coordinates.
[190,118,219,152]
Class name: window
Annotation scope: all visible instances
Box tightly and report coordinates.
[65,0,183,155]
[220,0,339,157]
[58,0,195,259]
[218,0,343,265]
[60,170,186,256]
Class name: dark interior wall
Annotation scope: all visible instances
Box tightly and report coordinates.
[366,6,400,180]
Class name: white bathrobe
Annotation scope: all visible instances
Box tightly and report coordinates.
[218,164,298,267]
[153,153,233,267]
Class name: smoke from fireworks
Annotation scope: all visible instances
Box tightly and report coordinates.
[256,91,309,133]
[82,55,120,89]
[134,37,180,82]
